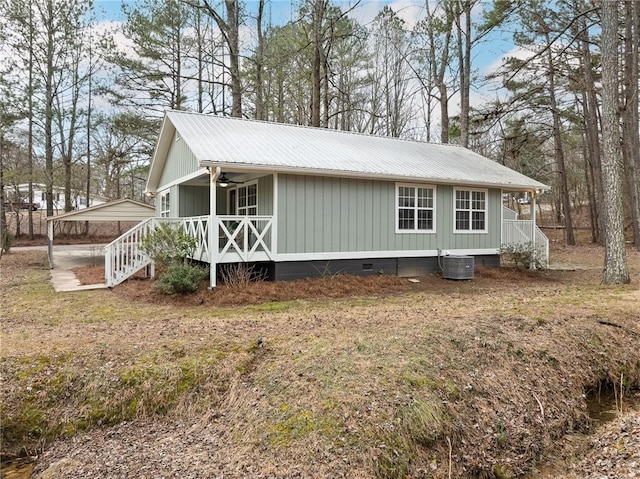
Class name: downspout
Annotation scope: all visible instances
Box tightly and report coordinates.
[209,167,221,288]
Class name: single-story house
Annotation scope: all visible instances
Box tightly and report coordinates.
[105,110,549,288]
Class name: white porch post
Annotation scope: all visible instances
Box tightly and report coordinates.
[272,173,278,259]
[530,190,537,270]
[209,167,221,288]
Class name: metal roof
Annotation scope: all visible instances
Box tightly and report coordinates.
[147,110,548,191]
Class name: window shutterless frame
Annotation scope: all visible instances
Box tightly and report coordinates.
[159,189,171,217]
[227,179,258,216]
[395,183,436,234]
[453,187,488,233]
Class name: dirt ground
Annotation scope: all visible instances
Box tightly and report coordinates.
[1,230,639,479]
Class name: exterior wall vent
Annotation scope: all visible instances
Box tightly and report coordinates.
[442,255,474,280]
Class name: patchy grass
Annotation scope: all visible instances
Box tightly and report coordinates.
[1,241,640,478]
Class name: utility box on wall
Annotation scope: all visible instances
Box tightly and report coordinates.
[442,255,474,280]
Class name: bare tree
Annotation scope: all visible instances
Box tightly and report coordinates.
[369,7,415,137]
[424,0,455,143]
[185,0,243,117]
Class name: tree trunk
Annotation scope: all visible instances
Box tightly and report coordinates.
[85,35,92,234]
[458,0,471,147]
[438,83,449,144]
[582,136,598,243]
[225,0,242,117]
[195,9,204,113]
[0,131,6,242]
[63,52,81,214]
[27,1,34,239]
[44,0,54,217]
[310,0,325,127]
[174,21,182,109]
[425,1,453,144]
[601,0,630,284]
[580,23,604,244]
[254,0,265,120]
[622,0,640,249]
[545,31,574,245]
[193,0,243,116]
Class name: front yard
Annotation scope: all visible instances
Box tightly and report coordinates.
[1,233,639,478]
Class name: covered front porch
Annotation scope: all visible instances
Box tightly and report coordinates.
[104,214,274,288]
[104,168,276,287]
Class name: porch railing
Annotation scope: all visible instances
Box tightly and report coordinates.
[502,219,549,267]
[105,215,273,287]
[183,215,210,262]
[217,215,274,263]
[105,217,156,288]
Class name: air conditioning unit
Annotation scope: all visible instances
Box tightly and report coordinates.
[442,255,474,280]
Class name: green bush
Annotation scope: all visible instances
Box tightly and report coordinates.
[152,263,209,295]
[141,223,197,268]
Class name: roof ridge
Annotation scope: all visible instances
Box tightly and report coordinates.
[165,109,466,149]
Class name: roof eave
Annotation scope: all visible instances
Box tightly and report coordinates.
[198,160,549,191]
[145,113,175,194]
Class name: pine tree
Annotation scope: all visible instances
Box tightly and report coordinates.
[601,0,630,284]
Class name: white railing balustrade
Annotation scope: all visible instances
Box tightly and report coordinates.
[217,215,273,263]
[182,216,210,262]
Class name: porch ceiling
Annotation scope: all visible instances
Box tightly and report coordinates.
[182,172,260,187]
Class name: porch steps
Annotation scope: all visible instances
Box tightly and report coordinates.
[104,218,156,287]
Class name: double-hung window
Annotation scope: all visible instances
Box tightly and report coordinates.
[160,190,170,217]
[454,188,487,232]
[237,183,258,216]
[396,184,435,233]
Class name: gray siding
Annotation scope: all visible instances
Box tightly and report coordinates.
[179,186,210,216]
[217,188,227,214]
[159,132,200,188]
[257,175,273,215]
[277,174,501,255]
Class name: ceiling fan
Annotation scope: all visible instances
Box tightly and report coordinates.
[217,173,241,188]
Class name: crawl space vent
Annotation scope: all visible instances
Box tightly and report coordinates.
[442,255,474,280]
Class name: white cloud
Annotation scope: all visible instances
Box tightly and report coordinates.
[483,45,536,77]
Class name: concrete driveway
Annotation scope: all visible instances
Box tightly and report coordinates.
[13,244,108,292]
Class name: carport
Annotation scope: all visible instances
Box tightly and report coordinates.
[46,199,155,269]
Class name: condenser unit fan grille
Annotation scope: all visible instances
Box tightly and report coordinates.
[442,255,474,280]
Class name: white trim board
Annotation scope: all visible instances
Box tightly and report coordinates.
[273,248,499,262]
[155,169,209,193]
